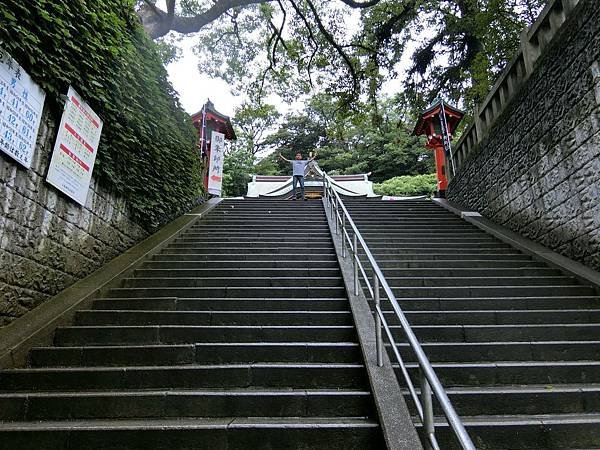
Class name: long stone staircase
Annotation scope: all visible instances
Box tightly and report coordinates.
[342,197,600,449]
[0,199,383,449]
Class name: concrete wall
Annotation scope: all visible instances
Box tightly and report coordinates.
[0,106,147,327]
[447,0,600,271]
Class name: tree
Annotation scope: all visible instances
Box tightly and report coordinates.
[244,93,433,181]
[232,101,281,156]
[222,147,254,196]
[136,0,545,113]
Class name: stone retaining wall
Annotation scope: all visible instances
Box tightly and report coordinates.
[447,0,600,271]
[0,106,147,327]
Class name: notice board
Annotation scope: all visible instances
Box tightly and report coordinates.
[46,87,103,206]
[0,48,46,168]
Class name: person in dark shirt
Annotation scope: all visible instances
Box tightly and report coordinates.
[279,152,316,200]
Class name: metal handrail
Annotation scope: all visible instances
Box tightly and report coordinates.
[323,174,476,450]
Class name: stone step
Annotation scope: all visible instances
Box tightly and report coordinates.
[152,249,337,264]
[402,361,600,386]
[366,242,511,249]
[362,236,500,244]
[386,285,594,298]
[0,364,369,391]
[192,224,331,231]
[0,417,382,450]
[398,309,600,325]
[365,253,533,261]
[134,268,341,278]
[396,341,600,362]
[0,389,373,421]
[195,220,330,226]
[106,286,348,298]
[393,296,600,311]
[385,275,578,287]
[369,247,525,255]
[53,325,357,345]
[175,237,332,244]
[379,267,560,277]
[183,229,332,242]
[121,276,344,288]
[74,310,353,326]
[161,246,336,254]
[142,260,341,269]
[396,323,600,342]
[376,260,542,269]
[428,413,600,449]
[91,297,350,311]
[28,343,362,367]
[361,231,489,238]
[434,384,600,416]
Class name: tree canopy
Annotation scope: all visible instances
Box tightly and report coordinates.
[136,0,544,111]
[134,0,546,197]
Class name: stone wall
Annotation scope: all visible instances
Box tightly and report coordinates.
[447,0,600,271]
[0,105,147,327]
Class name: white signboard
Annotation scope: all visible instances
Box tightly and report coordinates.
[208,131,225,196]
[0,48,46,168]
[46,86,103,206]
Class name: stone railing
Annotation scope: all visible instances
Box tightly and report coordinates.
[451,0,580,174]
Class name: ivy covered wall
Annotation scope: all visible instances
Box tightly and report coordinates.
[0,0,202,228]
[0,0,203,326]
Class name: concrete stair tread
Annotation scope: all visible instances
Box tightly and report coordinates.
[442,383,600,394]
[80,310,352,314]
[0,388,373,397]
[403,361,600,368]
[0,416,380,430]
[4,363,367,372]
[58,325,356,330]
[406,323,600,329]
[430,412,600,425]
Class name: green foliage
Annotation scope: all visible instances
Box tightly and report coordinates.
[253,154,281,176]
[0,0,201,230]
[222,147,254,197]
[252,94,434,182]
[232,101,280,155]
[373,173,437,197]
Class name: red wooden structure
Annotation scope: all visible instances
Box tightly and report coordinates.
[191,100,236,191]
[413,99,464,197]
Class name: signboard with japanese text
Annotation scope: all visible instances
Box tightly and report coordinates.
[0,48,46,168]
[46,87,103,206]
[207,131,225,196]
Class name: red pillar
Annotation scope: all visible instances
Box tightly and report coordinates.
[433,144,448,193]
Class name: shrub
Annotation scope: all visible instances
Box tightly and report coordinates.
[373,173,437,197]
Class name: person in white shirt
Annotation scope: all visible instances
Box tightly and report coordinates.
[279,152,316,200]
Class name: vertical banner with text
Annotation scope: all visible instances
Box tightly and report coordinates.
[208,131,225,196]
[0,48,46,168]
[46,87,103,206]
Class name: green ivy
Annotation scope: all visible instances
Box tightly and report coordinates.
[0,0,202,230]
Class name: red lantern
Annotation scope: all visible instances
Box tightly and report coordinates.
[413,99,464,197]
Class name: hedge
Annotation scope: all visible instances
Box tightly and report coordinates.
[373,173,437,197]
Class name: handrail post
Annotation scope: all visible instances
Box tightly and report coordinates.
[374,275,383,367]
[341,214,346,258]
[334,196,340,235]
[420,371,435,450]
[353,233,359,295]
[330,189,334,215]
